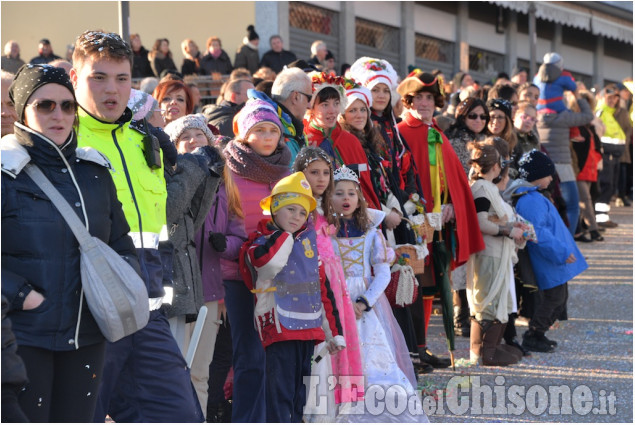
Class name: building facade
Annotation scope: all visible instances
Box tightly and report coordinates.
[2,1,632,87]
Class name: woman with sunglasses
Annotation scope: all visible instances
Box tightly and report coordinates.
[443,97,491,339]
[445,97,490,176]
[1,64,137,422]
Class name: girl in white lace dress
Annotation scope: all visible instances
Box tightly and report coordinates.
[330,166,428,423]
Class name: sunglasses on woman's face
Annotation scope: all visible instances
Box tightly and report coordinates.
[26,99,77,115]
[467,113,488,120]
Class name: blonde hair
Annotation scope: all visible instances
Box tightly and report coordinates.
[223,166,244,219]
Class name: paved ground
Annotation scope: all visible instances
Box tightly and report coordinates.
[420,203,633,423]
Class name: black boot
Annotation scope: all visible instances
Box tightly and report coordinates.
[589,230,604,241]
[522,330,555,353]
[453,290,471,337]
[418,346,451,368]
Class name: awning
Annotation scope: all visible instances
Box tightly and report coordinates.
[591,15,633,44]
[534,2,591,31]
[490,1,632,44]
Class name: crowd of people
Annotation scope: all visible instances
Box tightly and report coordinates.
[1,27,632,424]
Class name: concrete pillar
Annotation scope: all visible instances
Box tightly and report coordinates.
[593,35,604,88]
[454,1,469,74]
[505,10,518,76]
[255,2,280,58]
[552,23,562,53]
[528,2,537,79]
[339,1,356,66]
[400,1,415,76]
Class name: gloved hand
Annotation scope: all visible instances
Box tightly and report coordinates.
[192,145,224,177]
[208,232,227,252]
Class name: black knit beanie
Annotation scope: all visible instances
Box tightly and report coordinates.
[518,149,555,182]
[9,63,76,123]
[247,25,259,42]
[487,98,512,120]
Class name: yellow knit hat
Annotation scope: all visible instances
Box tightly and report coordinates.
[260,172,317,214]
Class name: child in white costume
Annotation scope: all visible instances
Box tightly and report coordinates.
[331,165,428,423]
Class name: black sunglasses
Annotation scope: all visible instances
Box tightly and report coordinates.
[295,91,312,102]
[467,113,488,120]
[26,99,77,115]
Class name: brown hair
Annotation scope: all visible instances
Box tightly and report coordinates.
[516,101,536,115]
[469,141,501,182]
[73,30,133,69]
[150,38,172,59]
[206,36,222,50]
[334,179,372,232]
[401,91,445,110]
[293,146,336,226]
[339,114,385,157]
[152,80,193,115]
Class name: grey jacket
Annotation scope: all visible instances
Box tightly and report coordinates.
[537,97,593,164]
[164,154,221,318]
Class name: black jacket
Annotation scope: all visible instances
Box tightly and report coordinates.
[234,44,260,74]
[29,53,61,65]
[200,50,233,75]
[181,52,201,76]
[260,49,297,74]
[150,54,177,78]
[132,46,154,79]
[1,124,138,351]
[203,100,242,137]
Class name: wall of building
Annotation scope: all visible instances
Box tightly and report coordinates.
[1,1,255,71]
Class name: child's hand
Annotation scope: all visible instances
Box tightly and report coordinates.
[353,302,365,319]
[509,227,525,243]
[565,253,577,264]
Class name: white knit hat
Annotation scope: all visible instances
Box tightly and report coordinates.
[164,113,215,145]
[348,56,398,91]
[543,52,563,70]
[345,85,373,111]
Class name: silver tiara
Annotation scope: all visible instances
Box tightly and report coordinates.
[333,165,359,184]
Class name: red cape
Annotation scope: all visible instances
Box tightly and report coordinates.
[305,122,381,210]
[397,113,484,265]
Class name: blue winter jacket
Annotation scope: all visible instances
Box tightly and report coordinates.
[514,185,588,290]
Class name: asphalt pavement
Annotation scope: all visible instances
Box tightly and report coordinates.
[420,203,633,423]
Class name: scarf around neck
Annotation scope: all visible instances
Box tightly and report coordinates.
[223,139,291,183]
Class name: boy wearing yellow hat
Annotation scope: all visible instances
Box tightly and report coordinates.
[240,171,344,422]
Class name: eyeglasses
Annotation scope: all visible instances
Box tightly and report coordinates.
[467,113,488,121]
[490,114,506,122]
[295,91,312,102]
[520,113,537,123]
[26,99,77,115]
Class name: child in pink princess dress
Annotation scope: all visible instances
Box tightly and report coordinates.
[294,147,364,422]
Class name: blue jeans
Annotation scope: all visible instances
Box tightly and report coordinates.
[558,180,580,236]
[223,280,266,422]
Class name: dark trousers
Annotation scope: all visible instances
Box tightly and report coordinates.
[223,280,266,422]
[207,318,233,409]
[265,340,313,423]
[93,309,204,423]
[618,162,633,198]
[597,145,623,204]
[17,341,105,423]
[529,284,568,334]
[391,305,419,353]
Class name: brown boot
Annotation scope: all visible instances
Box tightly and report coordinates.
[481,321,519,366]
[497,322,523,363]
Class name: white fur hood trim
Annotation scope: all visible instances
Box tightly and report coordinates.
[1,134,111,178]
